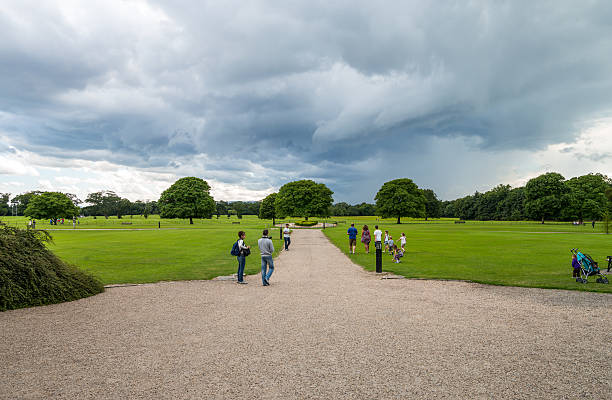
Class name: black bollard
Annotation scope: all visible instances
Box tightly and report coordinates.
[158,221,161,229]
[375,241,382,273]
[280,225,282,239]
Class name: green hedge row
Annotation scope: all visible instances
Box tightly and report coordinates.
[295,220,318,226]
[0,226,104,311]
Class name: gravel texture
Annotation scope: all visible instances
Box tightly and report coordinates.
[1,229,611,399]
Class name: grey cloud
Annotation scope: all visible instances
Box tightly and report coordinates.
[1,0,612,201]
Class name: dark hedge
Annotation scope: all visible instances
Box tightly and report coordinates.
[0,225,104,311]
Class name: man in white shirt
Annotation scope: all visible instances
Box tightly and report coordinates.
[283,223,292,250]
[373,225,382,250]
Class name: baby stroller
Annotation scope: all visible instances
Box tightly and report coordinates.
[570,248,609,284]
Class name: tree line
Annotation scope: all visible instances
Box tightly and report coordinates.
[441,172,612,222]
[3,171,611,224]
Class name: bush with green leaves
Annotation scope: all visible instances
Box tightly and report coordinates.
[0,226,104,311]
[295,220,318,226]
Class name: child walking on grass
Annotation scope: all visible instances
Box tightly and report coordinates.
[399,233,406,251]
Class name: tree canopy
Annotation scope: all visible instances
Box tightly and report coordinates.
[259,193,277,223]
[275,180,333,220]
[84,191,122,218]
[562,173,610,222]
[422,189,441,220]
[0,193,9,216]
[24,192,79,220]
[158,177,215,224]
[375,178,426,224]
[524,172,568,222]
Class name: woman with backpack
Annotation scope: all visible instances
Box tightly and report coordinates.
[235,231,250,284]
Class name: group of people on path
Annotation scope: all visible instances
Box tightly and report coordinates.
[347,224,407,263]
[234,224,292,286]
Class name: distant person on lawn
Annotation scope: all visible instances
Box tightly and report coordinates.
[236,231,250,284]
[283,224,292,250]
[347,223,358,254]
[258,229,274,286]
[361,225,371,253]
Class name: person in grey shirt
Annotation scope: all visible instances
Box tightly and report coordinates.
[258,229,275,286]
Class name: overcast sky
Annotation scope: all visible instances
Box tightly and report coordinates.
[1,1,612,203]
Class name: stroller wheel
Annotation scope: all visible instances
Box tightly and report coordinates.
[576,278,582,283]
[603,277,609,284]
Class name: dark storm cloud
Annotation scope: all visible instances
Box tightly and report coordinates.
[1,0,612,200]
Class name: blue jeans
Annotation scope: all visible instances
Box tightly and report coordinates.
[261,255,274,284]
[236,255,246,282]
[284,236,291,250]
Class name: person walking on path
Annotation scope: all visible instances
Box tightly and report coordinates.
[258,229,275,286]
[236,231,250,284]
[347,223,358,254]
[283,224,292,250]
[361,225,371,253]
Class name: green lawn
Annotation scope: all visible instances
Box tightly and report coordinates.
[44,216,286,284]
[324,218,612,293]
[4,215,611,291]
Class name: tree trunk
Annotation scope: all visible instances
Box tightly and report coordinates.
[425,215,428,221]
[273,216,275,226]
[189,217,193,225]
[397,215,401,224]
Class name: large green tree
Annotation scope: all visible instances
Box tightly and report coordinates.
[158,177,215,224]
[275,180,333,220]
[259,193,277,224]
[10,191,43,215]
[0,193,9,216]
[85,191,121,218]
[375,178,426,224]
[498,187,525,220]
[24,192,79,221]
[562,173,610,222]
[422,189,441,220]
[524,172,568,223]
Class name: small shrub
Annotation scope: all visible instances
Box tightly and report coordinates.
[295,220,318,227]
[0,226,104,311]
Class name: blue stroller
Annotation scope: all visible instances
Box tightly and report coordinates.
[570,248,609,284]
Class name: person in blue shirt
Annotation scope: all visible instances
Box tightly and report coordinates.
[347,223,358,254]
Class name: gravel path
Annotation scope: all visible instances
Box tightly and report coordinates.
[1,229,611,399]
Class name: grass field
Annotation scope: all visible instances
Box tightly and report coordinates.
[2,215,611,291]
[13,215,290,285]
[324,218,612,293]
